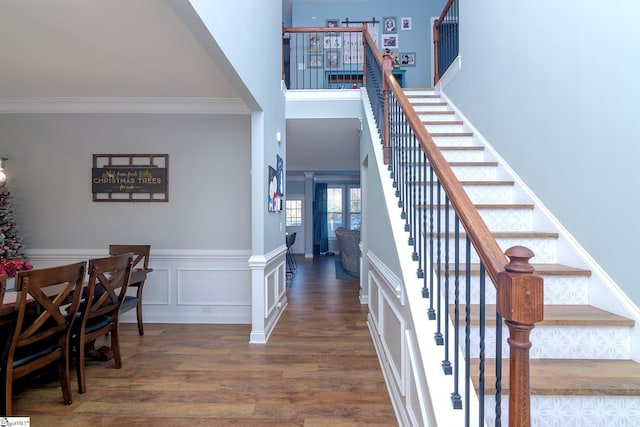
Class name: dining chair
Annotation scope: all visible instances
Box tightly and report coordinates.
[1,262,86,416]
[108,245,152,336]
[72,253,133,394]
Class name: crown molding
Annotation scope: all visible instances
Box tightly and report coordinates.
[0,97,250,114]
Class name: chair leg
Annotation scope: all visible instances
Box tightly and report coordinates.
[135,299,144,336]
[136,284,145,336]
[111,324,122,369]
[58,350,73,405]
[3,376,13,416]
[76,337,87,394]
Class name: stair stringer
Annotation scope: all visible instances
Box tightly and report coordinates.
[436,88,640,361]
[361,90,486,427]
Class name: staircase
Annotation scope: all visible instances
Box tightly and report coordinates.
[402,88,640,426]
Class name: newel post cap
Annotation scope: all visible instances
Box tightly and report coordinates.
[497,246,544,324]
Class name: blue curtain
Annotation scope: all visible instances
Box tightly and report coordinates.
[313,183,328,256]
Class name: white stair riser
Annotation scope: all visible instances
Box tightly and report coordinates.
[424,123,465,133]
[452,165,497,181]
[398,148,485,162]
[453,325,631,359]
[441,274,589,305]
[414,206,532,232]
[405,164,498,181]
[424,236,558,263]
[408,102,449,112]
[418,113,458,122]
[406,91,438,97]
[485,396,640,427]
[431,135,474,147]
[409,184,514,204]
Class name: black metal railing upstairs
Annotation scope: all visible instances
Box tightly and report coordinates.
[363,30,384,141]
[379,57,544,426]
[433,0,459,85]
[282,26,367,90]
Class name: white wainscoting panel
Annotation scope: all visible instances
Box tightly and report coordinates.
[26,248,253,325]
[178,268,251,306]
[142,267,170,305]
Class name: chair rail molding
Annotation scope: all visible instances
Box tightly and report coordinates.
[0,97,250,114]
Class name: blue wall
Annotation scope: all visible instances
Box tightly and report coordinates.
[292,0,447,88]
[444,0,640,306]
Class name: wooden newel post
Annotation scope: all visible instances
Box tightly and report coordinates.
[382,52,393,164]
[496,246,544,427]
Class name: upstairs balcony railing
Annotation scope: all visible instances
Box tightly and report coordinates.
[283,20,543,427]
[433,0,459,85]
[282,25,367,90]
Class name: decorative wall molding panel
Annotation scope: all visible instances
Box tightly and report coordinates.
[26,248,253,324]
[0,97,250,114]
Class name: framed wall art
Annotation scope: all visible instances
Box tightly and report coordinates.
[400,52,416,67]
[308,33,322,51]
[383,16,397,34]
[308,53,323,68]
[326,18,339,28]
[382,34,398,49]
[92,154,169,202]
[325,50,340,68]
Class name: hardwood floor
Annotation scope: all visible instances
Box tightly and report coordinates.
[11,256,398,426]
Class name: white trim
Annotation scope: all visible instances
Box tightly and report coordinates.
[0,97,250,114]
[368,251,404,304]
[285,90,361,103]
[435,55,462,91]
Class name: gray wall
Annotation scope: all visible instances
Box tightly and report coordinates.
[176,0,286,256]
[0,113,251,251]
[443,1,640,304]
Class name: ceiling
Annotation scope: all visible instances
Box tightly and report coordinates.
[0,0,359,174]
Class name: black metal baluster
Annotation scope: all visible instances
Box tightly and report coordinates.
[435,180,443,344]
[479,263,486,426]
[427,167,436,319]
[406,121,414,241]
[495,310,503,427]
[442,195,451,370]
[465,236,471,425]
[419,150,427,294]
[451,214,462,409]
[399,108,407,221]
[410,132,418,257]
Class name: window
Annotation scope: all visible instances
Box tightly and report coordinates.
[326,185,361,237]
[327,187,343,237]
[285,199,302,226]
[349,187,361,230]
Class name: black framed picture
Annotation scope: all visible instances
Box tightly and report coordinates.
[383,16,397,34]
[326,18,339,28]
[400,52,416,67]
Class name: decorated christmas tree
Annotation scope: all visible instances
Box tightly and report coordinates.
[0,183,32,277]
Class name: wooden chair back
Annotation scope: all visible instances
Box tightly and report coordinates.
[73,253,133,393]
[108,245,150,272]
[2,261,86,415]
[83,253,134,324]
[107,244,152,336]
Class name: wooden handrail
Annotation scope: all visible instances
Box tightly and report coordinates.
[435,0,457,27]
[385,72,543,427]
[283,26,362,34]
[385,73,507,283]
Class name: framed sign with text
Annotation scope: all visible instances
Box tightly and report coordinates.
[92,154,169,202]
